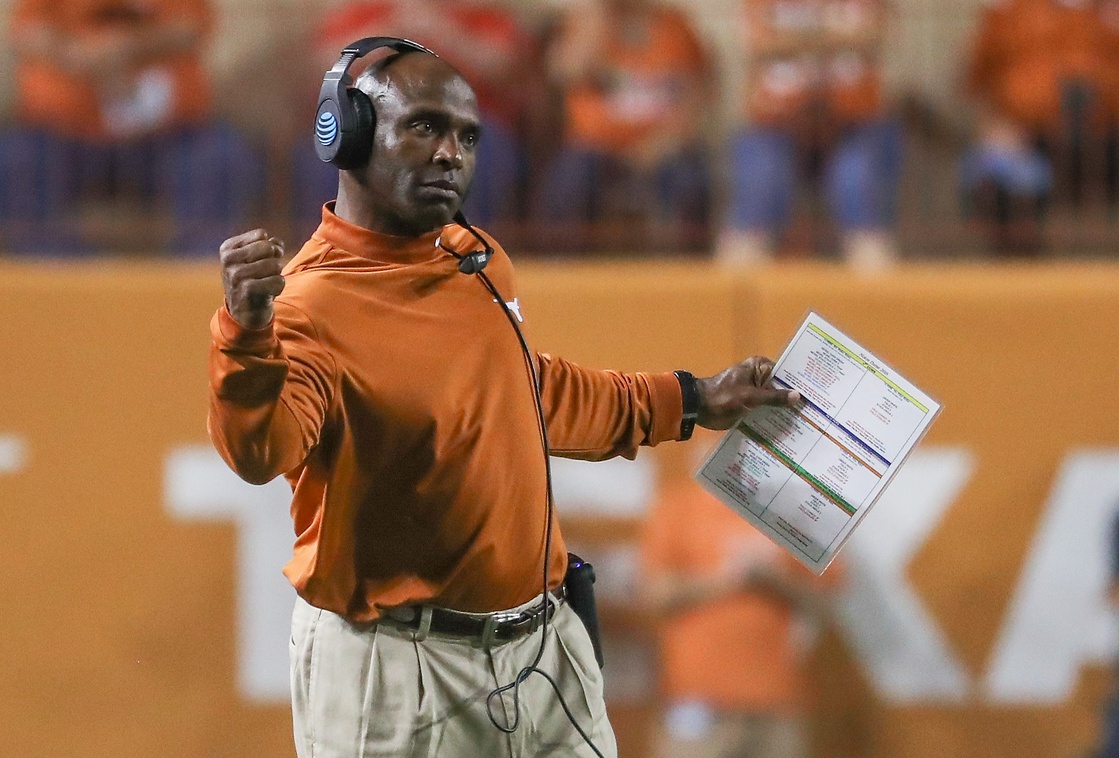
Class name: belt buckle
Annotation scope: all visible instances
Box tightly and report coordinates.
[481,609,521,648]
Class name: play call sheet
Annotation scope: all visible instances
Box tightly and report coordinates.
[696,313,940,573]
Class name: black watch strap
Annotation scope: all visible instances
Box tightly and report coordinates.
[673,370,700,441]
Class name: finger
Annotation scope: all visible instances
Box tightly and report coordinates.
[222,238,283,266]
[751,359,775,387]
[244,276,286,307]
[262,275,286,298]
[220,228,269,253]
[228,257,284,289]
[745,387,801,408]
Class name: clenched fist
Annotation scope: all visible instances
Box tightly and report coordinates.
[220,229,286,330]
[696,356,801,430]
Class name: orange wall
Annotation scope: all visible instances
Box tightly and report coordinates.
[1,259,1118,757]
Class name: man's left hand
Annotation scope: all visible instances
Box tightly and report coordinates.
[696,357,801,430]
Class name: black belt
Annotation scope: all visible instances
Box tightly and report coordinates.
[385,585,566,646]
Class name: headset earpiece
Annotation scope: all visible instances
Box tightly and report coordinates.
[314,36,435,169]
[331,88,375,170]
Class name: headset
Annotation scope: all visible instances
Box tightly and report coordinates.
[315,37,492,276]
[315,38,604,757]
[315,36,435,170]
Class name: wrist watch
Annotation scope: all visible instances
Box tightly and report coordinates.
[673,370,699,441]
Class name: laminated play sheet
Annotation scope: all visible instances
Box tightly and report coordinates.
[696,312,941,573]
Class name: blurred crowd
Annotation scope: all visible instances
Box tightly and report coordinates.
[3,0,1119,262]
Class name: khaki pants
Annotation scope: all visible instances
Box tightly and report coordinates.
[651,704,807,758]
[290,594,618,758]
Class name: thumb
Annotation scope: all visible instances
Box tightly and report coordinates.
[747,387,801,408]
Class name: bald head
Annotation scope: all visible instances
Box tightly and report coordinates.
[355,51,476,116]
[334,50,483,236]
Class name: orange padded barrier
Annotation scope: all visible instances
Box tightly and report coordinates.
[1,259,1118,758]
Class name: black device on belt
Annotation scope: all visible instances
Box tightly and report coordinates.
[565,552,605,669]
[391,556,603,668]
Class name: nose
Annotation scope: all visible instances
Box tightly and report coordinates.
[432,134,464,170]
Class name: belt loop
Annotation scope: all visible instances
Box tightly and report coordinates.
[414,606,433,642]
[528,602,545,633]
[481,613,499,648]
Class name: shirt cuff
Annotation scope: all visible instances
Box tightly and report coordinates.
[645,371,685,444]
[211,305,277,353]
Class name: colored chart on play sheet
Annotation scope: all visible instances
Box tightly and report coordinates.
[696,312,940,573]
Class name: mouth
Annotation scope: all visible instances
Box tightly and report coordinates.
[418,179,461,199]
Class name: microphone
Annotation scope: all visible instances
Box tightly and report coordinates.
[452,211,493,274]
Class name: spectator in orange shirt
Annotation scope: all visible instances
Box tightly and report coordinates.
[640,471,840,758]
[535,0,714,253]
[1100,0,1119,207]
[0,0,262,256]
[292,1,539,241]
[963,0,1117,255]
[720,0,901,268]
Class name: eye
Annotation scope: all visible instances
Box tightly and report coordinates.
[462,131,479,148]
[411,120,434,134]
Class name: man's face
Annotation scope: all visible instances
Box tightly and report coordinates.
[356,56,482,235]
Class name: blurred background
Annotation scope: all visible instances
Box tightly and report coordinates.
[1,1,1119,757]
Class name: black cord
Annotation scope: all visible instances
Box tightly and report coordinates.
[476,270,605,758]
[450,219,605,758]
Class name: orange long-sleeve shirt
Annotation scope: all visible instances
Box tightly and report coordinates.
[208,206,684,621]
[967,0,1112,134]
[561,6,710,153]
[641,481,842,711]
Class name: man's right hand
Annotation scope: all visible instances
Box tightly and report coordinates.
[220,229,286,330]
[695,356,801,430]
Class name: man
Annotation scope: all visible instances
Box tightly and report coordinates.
[963,0,1115,255]
[641,449,840,758]
[536,0,714,253]
[720,0,901,268]
[209,49,798,757]
[0,0,260,256]
[291,0,539,239]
